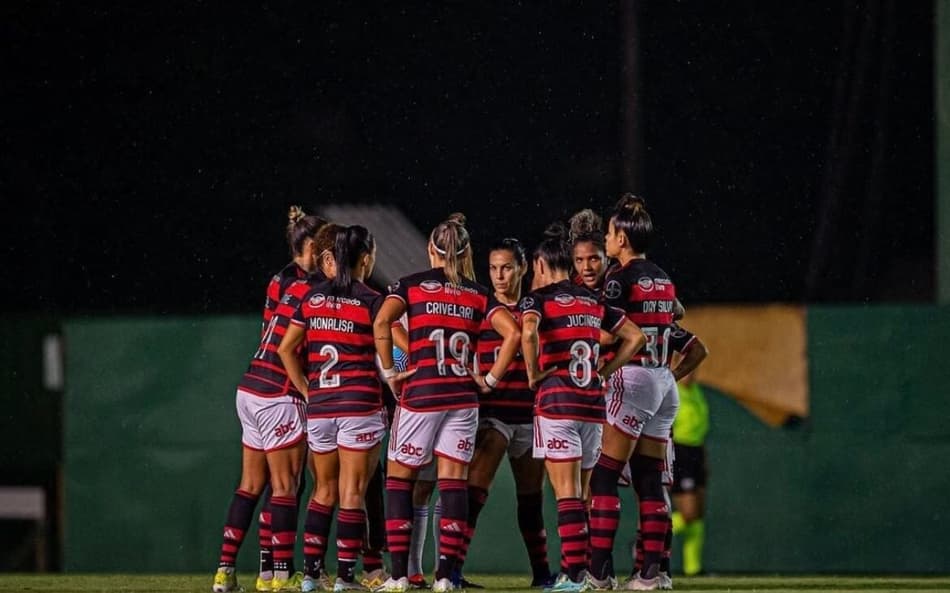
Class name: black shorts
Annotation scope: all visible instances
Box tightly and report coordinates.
[671,444,707,493]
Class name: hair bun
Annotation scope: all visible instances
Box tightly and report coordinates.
[616,193,647,213]
[569,208,602,240]
[287,205,307,224]
[543,221,570,242]
[446,212,467,227]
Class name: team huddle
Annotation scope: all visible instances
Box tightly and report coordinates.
[212,195,709,593]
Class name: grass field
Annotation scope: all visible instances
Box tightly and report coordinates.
[1,574,950,593]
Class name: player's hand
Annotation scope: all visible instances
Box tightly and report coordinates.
[527,367,556,390]
[467,368,493,394]
[386,368,416,399]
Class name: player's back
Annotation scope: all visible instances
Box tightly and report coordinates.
[603,258,677,368]
[293,279,382,417]
[388,268,498,411]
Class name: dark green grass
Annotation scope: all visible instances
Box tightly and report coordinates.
[2,574,950,593]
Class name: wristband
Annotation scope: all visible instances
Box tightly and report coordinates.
[484,373,499,388]
[381,366,397,380]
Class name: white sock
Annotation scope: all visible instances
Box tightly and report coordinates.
[408,505,430,576]
[431,498,442,574]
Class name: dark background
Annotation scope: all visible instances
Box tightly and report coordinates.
[2,1,935,314]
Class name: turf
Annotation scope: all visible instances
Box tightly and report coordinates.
[1,574,950,593]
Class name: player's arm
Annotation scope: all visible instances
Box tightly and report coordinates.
[391,321,410,353]
[599,319,646,380]
[278,322,309,395]
[521,313,554,390]
[472,308,522,393]
[373,296,414,394]
[671,335,708,382]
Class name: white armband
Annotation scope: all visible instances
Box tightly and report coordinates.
[485,373,499,388]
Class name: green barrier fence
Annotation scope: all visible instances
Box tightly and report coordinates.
[60,308,950,573]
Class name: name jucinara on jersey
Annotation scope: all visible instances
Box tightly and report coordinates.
[566,314,602,328]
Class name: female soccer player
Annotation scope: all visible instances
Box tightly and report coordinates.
[280,225,411,592]
[587,194,681,591]
[569,209,608,292]
[450,237,554,589]
[373,213,522,593]
[521,224,645,593]
[212,206,326,593]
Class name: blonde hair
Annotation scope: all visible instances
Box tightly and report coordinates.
[430,212,474,285]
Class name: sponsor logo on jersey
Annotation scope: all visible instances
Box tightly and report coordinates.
[420,280,442,293]
[400,443,425,457]
[637,277,655,291]
[519,297,536,310]
[554,293,577,307]
[309,294,327,308]
[604,280,623,300]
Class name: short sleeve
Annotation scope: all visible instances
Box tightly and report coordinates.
[387,277,409,304]
[518,293,543,320]
[281,281,310,326]
[601,304,627,334]
[290,294,306,326]
[668,324,697,353]
[484,294,508,323]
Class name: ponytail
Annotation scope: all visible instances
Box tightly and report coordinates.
[331,225,375,296]
[430,212,474,285]
[610,193,653,254]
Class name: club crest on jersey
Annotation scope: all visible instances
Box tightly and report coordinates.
[420,280,442,293]
[554,293,576,307]
[519,297,535,310]
[637,277,655,291]
[604,280,623,300]
[388,280,400,293]
[309,294,327,308]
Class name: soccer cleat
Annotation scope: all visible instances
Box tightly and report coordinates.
[585,573,617,591]
[548,573,590,593]
[213,567,238,593]
[458,577,484,589]
[378,577,410,593]
[272,571,304,591]
[302,576,318,593]
[656,572,672,591]
[259,575,276,592]
[333,578,369,592]
[407,575,429,590]
[531,574,557,589]
[623,573,658,591]
[360,569,391,591]
[431,578,454,592]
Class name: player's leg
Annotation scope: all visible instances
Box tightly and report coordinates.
[453,419,510,587]
[408,467,436,588]
[381,407,431,592]
[588,367,648,586]
[430,407,477,592]
[299,418,338,592]
[360,452,389,589]
[509,425,553,588]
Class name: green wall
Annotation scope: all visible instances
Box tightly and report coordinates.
[61,308,950,573]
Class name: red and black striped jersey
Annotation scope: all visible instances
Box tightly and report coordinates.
[239,265,324,398]
[291,280,383,418]
[387,268,504,411]
[668,323,697,355]
[603,259,677,368]
[476,303,531,425]
[520,280,626,422]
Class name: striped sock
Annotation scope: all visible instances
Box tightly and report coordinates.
[218,489,259,567]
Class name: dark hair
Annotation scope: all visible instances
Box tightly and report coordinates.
[489,237,527,268]
[533,222,573,273]
[314,222,346,258]
[430,212,474,285]
[286,205,328,257]
[332,225,375,296]
[610,193,653,254]
[569,208,605,252]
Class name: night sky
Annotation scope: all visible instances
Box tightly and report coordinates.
[2,1,934,314]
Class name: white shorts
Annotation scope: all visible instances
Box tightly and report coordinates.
[605,365,678,443]
[479,417,534,459]
[307,410,387,454]
[532,416,603,470]
[236,388,306,453]
[388,406,478,468]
